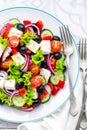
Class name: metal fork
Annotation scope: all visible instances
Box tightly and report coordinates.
[59,26,78,116]
[75,39,87,130]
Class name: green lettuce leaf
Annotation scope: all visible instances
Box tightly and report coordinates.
[0,89,13,106]
[24,87,34,106]
[0,36,7,48]
[31,50,44,64]
[20,32,37,45]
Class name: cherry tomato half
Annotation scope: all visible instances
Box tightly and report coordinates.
[30,63,40,76]
[30,76,43,88]
[51,40,62,53]
[8,36,19,48]
[1,58,13,69]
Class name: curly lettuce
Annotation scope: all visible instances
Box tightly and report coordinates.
[24,87,34,106]
[0,36,7,48]
[20,32,37,45]
[31,50,44,64]
[0,89,13,106]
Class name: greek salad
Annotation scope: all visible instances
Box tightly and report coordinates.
[0,18,66,111]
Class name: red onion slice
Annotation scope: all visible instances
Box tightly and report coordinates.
[45,85,51,94]
[2,46,12,62]
[9,90,19,102]
[0,21,9,36]
[0,71,8,79]
[46,55,55,75]
[26,55,31,71]
[3,89,13,95]
[20,106,35,112]
[25,23,40,35]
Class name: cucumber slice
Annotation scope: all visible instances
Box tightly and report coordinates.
[39,75,46,85]
[42,77,46,85]
[41,29,53,38]
[50,73,65,85]
[12,95,25,107]
[41,94,50,103]
[9,18,20,25]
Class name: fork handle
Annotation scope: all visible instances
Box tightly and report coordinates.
[75,76,86,130]
[66,56,78,116]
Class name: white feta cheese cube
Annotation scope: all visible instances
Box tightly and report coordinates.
[40,40,51,55]
[4,79,16,90]
[8,27,23,38]
[26,39,40,53]
[40,68,51,83]
[0,44,5,57]
[0,77,5,89]
[12,52,26,65]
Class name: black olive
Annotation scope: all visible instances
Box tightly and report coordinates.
[16,82,24,89]
[31,24,37,32]
[40,60,47,68]
[17,23,25,32]
[53,35,60,41]
[33,98,41,107]
[0,100,4,105]
[33,35,41,43]
[54,52,62,60]
[63,66,67,72]
[19,46,27,54]
[37,85,45,94]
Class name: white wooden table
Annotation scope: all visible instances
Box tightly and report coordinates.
[0,0,87,129]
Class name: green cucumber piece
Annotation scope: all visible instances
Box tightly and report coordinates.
[9,18,20,25]
[41,94,50,103]
[12,95,25,107]
[39,75,46,85]
[50,73,65,85]
[41,29,53,38]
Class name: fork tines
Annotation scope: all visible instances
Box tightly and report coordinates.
[59,25,72,47]
[78,39,87,61]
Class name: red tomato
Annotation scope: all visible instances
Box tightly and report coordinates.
[26,49,31,54]
[3,24,13,38]
[42,35,52,40]
[8,36,19,48]
[12,48,18,54]
[51,40,62,53]
[35,20,43,30]
[50,58,56,69]
[5,23,13,30]
[19,87,26,96]
[30,76,43,88]
[47,82,54,92]
[57,80,65,89]
[39,89,48,100]
[3,30,9,38]
[23,20,31,25]
[22,104,30,109]
[30,63,40,76]
[52,86,60,96]
[1,58,13,69]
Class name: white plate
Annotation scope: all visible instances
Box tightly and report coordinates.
[0,7,79,123]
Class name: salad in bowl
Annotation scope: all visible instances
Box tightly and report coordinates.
[0,18,66,112]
